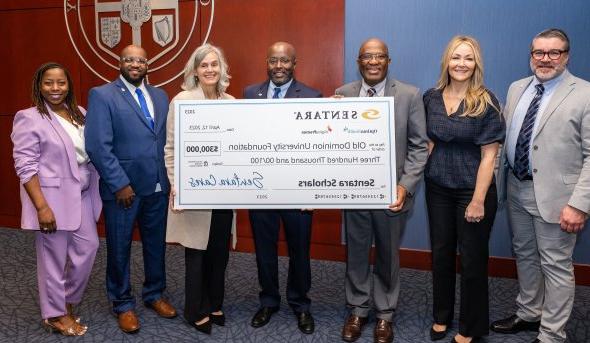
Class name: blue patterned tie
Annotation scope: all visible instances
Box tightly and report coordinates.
[272,87,281,99]
[135,88,154,130]
[367,87,376,97]
[513,84,544,180]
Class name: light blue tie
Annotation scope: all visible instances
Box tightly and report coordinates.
[135,88,154,130]
[272,87,281,99]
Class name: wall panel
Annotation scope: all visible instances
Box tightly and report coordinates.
[344,0,590,265]
[1,1,346,262]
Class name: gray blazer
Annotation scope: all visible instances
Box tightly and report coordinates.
[335,79,429,211]
[497,70,590,222]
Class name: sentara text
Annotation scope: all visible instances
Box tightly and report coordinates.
[294,110,358,120]
[298,178,374,187]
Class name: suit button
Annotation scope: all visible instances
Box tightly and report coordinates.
[533,168,538,173]
[533,145,538,150]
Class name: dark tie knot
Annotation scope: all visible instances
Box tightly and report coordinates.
[535,83,544,95]
[272,87,281,99]
[367,87,376,97]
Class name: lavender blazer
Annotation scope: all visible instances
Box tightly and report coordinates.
[11,107,102,231]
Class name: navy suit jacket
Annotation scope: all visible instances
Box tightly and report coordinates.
[243,79,322,99]
[85,78,170,200]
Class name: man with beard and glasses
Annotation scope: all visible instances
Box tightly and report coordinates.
[491,28,590,343]
[243,41,322,334]
[85,45,176,333]
[335,38,428,343]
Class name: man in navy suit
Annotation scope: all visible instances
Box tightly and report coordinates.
[244,41,322,334]
[85,45,176,333]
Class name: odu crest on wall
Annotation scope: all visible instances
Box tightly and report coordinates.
[64,0,214,87]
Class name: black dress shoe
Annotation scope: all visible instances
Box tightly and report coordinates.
[210,313,225,326]
[430,325,448,341]
[296,311,314,334]
[490,314,540,334]
[251,307,279,328]
[190,318,212,335]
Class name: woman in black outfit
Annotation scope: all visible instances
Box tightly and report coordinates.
[424,36,505,343]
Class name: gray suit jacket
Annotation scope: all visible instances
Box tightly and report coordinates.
[497,70,590,222]
[335,79,429,212]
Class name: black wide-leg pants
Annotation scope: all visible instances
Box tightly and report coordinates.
[426,180,497,337]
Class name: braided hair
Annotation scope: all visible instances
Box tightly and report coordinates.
[31,62,85,126]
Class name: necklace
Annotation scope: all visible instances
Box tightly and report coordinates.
[442,90,465,115]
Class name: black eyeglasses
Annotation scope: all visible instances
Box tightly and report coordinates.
[267,57,293,65]
[358,53,389,63]
[530,49,568,61]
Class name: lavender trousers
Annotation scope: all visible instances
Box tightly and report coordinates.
[35,163,99,319]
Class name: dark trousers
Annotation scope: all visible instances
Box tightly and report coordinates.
[103,191,168,314]
[184,209,233,323]
[425,180,497,337]
[249,209,312,313]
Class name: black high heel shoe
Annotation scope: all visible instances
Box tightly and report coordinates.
[430,324,448,341]
[191,317,212,335]
[210,312,225,326]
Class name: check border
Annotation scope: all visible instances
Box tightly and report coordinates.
[175,98,396,208]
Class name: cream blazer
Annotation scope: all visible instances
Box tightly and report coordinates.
[164,86,237,250]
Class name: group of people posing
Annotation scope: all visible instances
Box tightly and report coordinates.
[11,27,589,343]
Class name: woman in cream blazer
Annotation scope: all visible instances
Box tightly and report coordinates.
[164,44,236,335]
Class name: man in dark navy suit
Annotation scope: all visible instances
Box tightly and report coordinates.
[85,45,176,333]
[244,41,322,334]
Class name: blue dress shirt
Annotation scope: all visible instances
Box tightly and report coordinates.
[267,79,293,99]
[506,70,568,169]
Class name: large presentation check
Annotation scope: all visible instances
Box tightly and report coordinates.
[174,97,396,209]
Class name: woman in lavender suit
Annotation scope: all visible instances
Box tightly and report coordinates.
[11,62,101,336]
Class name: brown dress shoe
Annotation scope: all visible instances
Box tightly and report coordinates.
[147,299,177,318]
[118,310,140,333]
[374,319,393,343]
[342,314,368,342]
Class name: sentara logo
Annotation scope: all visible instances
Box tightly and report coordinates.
[294,109,358,120]
[64,0,214,87]
[361,109,380,120]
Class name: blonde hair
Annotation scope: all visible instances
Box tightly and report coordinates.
[181,44,230,93]
[436,35,498,117]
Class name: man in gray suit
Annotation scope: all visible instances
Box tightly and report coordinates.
[491,28,590,343]
[336,38,428,343]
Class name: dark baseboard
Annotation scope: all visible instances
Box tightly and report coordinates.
[1,222,587,286]
[235,238,590,286]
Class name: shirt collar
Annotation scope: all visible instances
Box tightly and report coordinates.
[532,68,568,90]
[361,78,387,96]
[269,79,293,98]
[119,75,148,94]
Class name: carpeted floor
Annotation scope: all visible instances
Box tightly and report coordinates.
[0,227,588,342]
